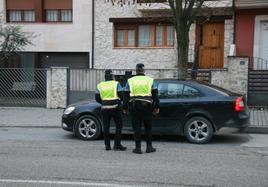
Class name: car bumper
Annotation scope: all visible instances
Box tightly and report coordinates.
[61,114,76,132]
[221,111,250,130]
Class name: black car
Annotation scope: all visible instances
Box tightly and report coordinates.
[62,80,249,144]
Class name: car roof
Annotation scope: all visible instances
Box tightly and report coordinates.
[156,79,239,97]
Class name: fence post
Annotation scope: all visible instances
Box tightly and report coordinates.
[46,67,68,109]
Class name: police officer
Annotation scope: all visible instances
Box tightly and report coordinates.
[123,64,159,154]
[96,69,127,151]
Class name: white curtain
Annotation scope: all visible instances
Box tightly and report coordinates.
[167,26,174,46]
[117,30,124,46]
[128,30,135,46]
[9,10,21,22]
[46,10,58,22]
[24,10,35,22]
[156,26,163,46]
[61,10,72,22]
[138,25,152,47]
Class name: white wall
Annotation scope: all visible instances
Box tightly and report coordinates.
[0,0,92,53]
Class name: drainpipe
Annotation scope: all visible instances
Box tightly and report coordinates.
[91,0,95,69]
[232,0,236,44]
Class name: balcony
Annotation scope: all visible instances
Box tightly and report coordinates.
[137,1,232,15]
[236,0,268,9]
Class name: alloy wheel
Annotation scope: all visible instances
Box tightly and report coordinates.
[188,120,209,142]
[78,118,97,138]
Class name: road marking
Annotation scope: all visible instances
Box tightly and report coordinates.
[0,179,149,187]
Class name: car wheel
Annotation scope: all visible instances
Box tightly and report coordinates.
[184,116,213,144]
[74,115,101,140]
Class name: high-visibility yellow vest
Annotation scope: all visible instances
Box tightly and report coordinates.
[97,80,119,101]
[128,76,153,97]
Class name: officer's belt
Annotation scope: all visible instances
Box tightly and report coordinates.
[130,98,152,103]
[101,104,118,109]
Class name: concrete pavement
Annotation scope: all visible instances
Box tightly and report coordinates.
[0,107,268,133]
[0,128,268,187]
[0,107,63,128]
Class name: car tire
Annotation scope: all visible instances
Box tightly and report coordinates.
[184,116,213,144]
[74,115,101,140]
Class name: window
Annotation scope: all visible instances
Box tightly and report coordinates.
[46,10,72,22]
[46,10,58,22]
[24,10,35,22]
[9,10,21,22]
[158,83,184,99]
[183,86,200,97]
[115,27,136,47]
[8,10,35,22]
[156,25,174,47]
[6,0,72,23]
[114,23,174,48]
[61,10,72,22]
[138,25,152,47]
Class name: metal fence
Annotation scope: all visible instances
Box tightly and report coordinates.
[68,68,211,104]
[0,68,47,107]
[68,68,179,104]
[250,57,268,70]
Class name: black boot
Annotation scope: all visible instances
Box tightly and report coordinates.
[132,141,142,154]
[146,141,156,153]
[105,145,111,151]
[114,144,127,151]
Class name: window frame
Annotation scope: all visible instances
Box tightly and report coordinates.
[114,23,174,48]
[45,9,73,23]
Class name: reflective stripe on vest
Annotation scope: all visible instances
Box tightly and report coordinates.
[128,76,153,97]
[97,80,119,101]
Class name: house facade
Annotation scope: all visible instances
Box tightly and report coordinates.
[235,0,268,70]
[0,0,93,69]
[94,0,234,70]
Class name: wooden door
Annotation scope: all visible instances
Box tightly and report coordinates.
[199,22,224,68]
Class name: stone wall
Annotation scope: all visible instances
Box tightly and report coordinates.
[94,1,176,70]
[95,1,234,70]
[211,57,248,95]
[224,19,234,68]
[47,68,68,109]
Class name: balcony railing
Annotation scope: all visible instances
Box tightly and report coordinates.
[235,0,268,8]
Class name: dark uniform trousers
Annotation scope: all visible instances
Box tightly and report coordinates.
[101,108,123,147]
[130,100,153,147]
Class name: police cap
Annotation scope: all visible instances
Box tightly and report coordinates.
[136,63,144,69]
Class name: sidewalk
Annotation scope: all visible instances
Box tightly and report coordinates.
[246,108,268,134]
[0,107,63,128]
[0,107,268,133]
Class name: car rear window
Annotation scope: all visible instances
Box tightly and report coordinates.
[200,83,236,96]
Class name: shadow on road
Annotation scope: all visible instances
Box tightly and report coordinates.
[64,132,250,145]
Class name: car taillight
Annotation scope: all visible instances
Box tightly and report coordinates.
[235,97,245,111]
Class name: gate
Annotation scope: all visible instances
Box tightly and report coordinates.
[248,58,268,107]
[68,69,128,104]
[0,68,47,107]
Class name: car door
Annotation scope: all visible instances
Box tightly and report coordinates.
[152,81,186,133]
[152,82,201,133]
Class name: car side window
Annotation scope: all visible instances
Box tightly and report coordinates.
[183,85,200,97]
[158,83,184,99]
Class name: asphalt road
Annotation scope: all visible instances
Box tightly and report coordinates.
[0,127,268,187]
